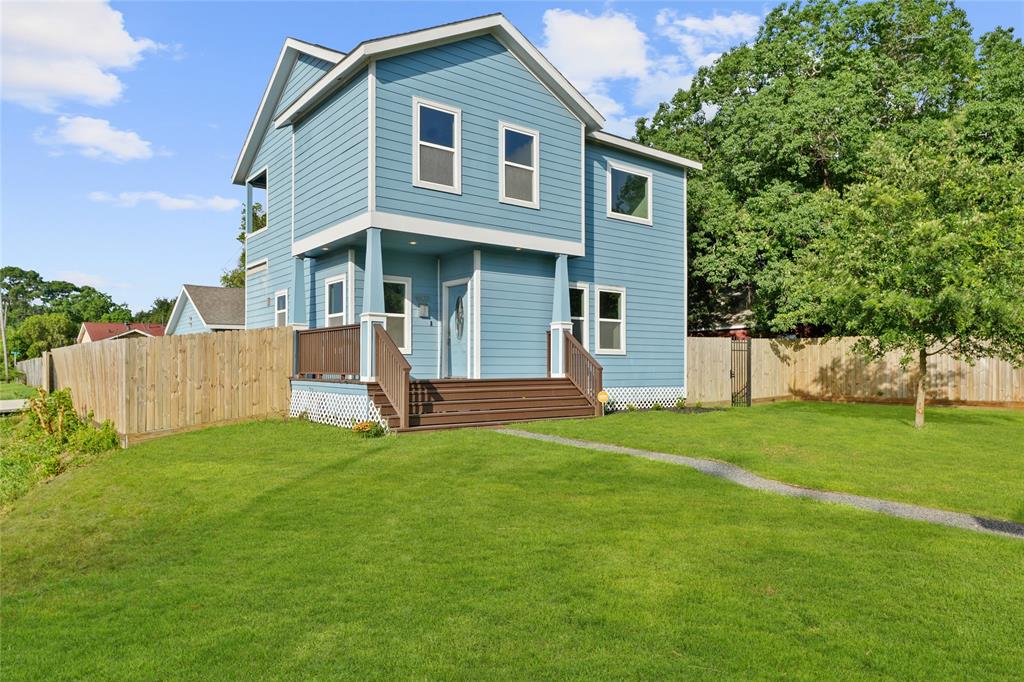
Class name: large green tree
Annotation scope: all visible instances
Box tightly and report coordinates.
[9,313,78,359]
[133,297,176,324]
[636,0,983,330]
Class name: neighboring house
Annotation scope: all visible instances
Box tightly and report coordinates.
[166,285,246,335]
[77,322,166,344]
[233,14,701,430]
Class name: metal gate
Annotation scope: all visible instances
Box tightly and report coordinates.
[730,338,752,407]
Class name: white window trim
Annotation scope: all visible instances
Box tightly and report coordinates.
[498,121,540,209]
[274,289,288,328]
[606,160,653,226]
[324,274,347,328]
[569,282,589,351]
[412,97,461,195]
[383,275,413,354]
[245,166,269,237]
[594,285,626,355]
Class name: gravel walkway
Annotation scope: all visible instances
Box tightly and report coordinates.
[498,429,1024,541]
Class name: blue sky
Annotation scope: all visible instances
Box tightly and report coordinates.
[2,1,1020,311]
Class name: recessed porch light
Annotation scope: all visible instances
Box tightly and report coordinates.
[321,247,329,251]
[408,241,417,245]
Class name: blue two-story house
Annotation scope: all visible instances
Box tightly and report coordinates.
[233,14,701,431]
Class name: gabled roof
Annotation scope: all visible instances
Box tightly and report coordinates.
[166,285,246,334]
[587,131,703,171]
[231,38,345,184]
[272,13,605,132]
[78,322,166,343]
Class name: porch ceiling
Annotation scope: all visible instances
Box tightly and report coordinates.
[299,228,559,258]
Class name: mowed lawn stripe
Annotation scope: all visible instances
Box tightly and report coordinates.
[3,420,1022,680]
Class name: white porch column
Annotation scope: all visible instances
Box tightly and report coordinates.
[550,254,572,377]
[291,256,307,329]
[360,228,385,381]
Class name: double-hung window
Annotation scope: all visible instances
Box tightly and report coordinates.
[607,161,652,225]
[274,289,288,328]
[569,284,588,350]
[383,276,412,354]
[325,275,346,327]
[595,286,626,354]
[413,98,461,194]
[499,122,539,208]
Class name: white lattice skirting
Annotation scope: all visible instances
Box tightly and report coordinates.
[289,389,384,428]
[605,386,687,411]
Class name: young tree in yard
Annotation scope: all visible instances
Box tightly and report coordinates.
[775,120,1024,428]
[221,202,266,288]
[10,313,78,359]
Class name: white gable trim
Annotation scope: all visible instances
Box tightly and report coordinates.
[588,131,703,171]
[273,14,604,130]
[232,38,345,185]
[166,285,210,335]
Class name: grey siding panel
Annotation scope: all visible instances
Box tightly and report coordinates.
[375,35,582,245]
[571,144,687,388]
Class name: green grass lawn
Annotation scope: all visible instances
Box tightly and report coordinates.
[3,419,1022,680]
[0,382,36,400]
[522,401,1024,523]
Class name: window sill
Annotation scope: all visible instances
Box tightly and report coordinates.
[606,211,652,226]
[500,196,540,210]
[413,179,461,195]
[245,228,269,240]
[595,348,627,356]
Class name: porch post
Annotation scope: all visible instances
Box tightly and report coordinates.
[550,254,572,378]
[291,256,307,329]
[360,227,385,381]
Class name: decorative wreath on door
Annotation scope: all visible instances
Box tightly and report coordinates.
[454,295,465,340]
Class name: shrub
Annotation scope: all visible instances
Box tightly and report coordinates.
[352,420,386,438]
[626,404,638,412]
[695,401,703,409]
[651,402,664,411]
[675,397,687,409]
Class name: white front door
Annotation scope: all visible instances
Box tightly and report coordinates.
[443,279,472,378]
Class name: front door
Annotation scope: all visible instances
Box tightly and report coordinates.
[444,281,470,378]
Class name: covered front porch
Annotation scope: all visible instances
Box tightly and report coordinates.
[288,227,602,430]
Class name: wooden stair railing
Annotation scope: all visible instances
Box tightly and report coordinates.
[296,325,360,378]
[374,324,411,430]
[562,330,604,417]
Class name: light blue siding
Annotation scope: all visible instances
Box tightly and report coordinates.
[276,54,332,116]
[168,295,210,335]
[290,380,367,397]
[571,143,687,388]
[479,250,553,378]
[375,35,583,244]
[245,54,334,328]
[294,70,368,242]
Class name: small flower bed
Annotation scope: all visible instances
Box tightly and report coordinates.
[352,420,386,438]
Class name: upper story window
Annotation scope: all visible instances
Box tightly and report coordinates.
[413,98,461,194]
[274,289,288,327]
[383,276,412,354]
[607,161,652,225]
[246,168,268,235]
[499,122,539,208]
[325,275,346,327]
[595,286,626,354]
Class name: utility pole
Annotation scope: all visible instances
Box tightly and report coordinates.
[1,296,8,382]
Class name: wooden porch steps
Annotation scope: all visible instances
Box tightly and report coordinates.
[368,378,596,432]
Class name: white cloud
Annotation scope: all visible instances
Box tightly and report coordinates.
[1,1,160,110]
[89,191,238,211]
[656,9,760,70]
[37,116,154,162]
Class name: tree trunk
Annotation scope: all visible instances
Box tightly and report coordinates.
[914,347,927,429]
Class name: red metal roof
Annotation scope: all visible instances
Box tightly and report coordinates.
[81,322,166,342]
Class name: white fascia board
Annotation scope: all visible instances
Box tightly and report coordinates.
[208,324,246,331]
[290,210,585,257]
[587,131,703,171]
[231,39,345,185]
[165,286,190,334]
[274,14,604,130]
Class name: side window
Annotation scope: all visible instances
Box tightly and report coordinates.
[595,286,625,354]
[325,276,346,327]
[246,168,268,234]
[499,123,539,208]
[383,276,412,354]
[274,290,288,328]
[569,284,588,350]
[413,98,461,194]
[607,162,652,225]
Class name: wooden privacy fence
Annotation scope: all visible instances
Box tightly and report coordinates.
[15,357,47,387]
[47,327,294,440]
[686,337,1024,407]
